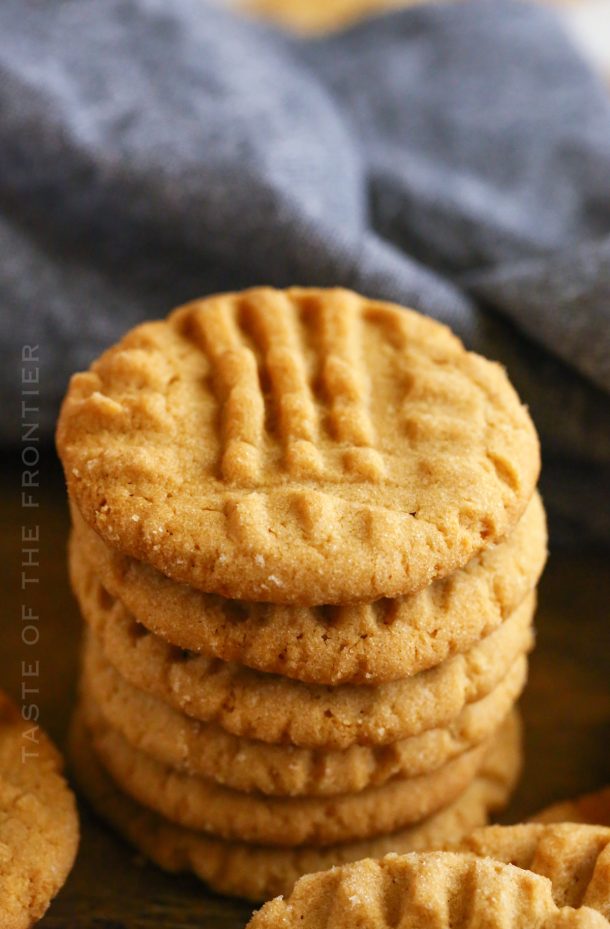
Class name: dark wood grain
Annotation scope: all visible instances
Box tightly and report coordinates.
[1,451,608,929]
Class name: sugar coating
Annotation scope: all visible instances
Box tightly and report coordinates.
[248,824,610,929]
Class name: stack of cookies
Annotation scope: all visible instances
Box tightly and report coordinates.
[57,287,546,902]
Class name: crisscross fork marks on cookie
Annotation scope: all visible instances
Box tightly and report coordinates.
[179,289,387,486]
[237,289,324,478]
[58,287,541,603]
[249,289,386,480]
[303,289,386,481]
[530,830,610,912]
[246,852,607,929]
[179,295,265,485]
[458,824,610,919]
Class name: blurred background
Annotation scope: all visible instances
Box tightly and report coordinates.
[246,0,610,48]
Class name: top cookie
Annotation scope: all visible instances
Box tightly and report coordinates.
[0,690,79,929]
[57,287,540,603]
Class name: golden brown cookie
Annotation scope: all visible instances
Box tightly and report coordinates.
[70,709,521,901]
[455,823,610,919]
[0,691,79,929]
[532,788,610,828]
[81,634,526,795]
[57,287,540,605]
[69,490,545,687]
[246,834,610,929]
[71,546,535,746]
[79,698,494,846]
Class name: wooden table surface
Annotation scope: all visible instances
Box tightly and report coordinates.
[1,451,609,929]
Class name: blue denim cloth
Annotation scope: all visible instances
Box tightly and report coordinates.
[1,0,609,539]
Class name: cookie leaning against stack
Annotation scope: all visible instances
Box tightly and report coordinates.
[56,287,545,900]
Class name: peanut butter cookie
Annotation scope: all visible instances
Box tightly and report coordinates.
[247,840,610,929]
[0,691,79,929]
[57,288,540,605]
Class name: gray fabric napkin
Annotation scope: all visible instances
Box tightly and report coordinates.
[1,0,608,540]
